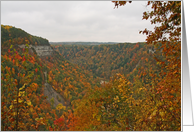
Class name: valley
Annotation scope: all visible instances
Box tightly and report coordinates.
[1,23,181,131]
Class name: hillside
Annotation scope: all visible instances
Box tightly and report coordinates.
[51,40,180,131]
[52,42,157,82]
[1,25,99,130]
[1,24,181,131]
[1,25,50,46]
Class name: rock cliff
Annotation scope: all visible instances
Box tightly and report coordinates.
[44,82,71,107]
[32,45,54,57]
[18,44,69,107]
[18,44,54,57]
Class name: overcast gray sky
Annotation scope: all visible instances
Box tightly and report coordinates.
[1,1,154,43]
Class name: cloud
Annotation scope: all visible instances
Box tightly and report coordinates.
[1,1,154,42]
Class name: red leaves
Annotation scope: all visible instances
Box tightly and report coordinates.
[15,54,22,61]
[22,56,26,62]
[126,127,130,130]
[12,59,15,64]
[2,102,5,106]
[49,126,53,131]
[35,68,38,73]
[10,118,15,122]
[54,117,65,130]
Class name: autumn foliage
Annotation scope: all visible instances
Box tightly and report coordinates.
[1,1,181,131]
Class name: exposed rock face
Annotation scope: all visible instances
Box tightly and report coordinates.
[33,46,54,57]
[18,44,70,108]
[18,44,54,57]
[44,83,69,108]
[100,80,108,85]
[149,49,155,54]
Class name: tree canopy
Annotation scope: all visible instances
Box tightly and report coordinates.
[1,1,181,131]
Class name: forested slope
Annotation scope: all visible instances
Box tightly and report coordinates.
[1,25,98,131]
[1,1,181,130]
[52,42,157,82]
[1,25,49,46]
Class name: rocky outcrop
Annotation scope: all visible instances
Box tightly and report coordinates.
[43,70,69,108]
[18,44,68,108]
[149,48,155,54]
[44,82,69,108]
[33,46,54,57]
[18,44,54,57]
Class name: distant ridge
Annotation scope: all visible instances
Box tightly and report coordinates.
[49,41,118,45]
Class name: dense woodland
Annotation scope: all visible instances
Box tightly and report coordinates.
[1,1,181,131]
[52,42,156,82]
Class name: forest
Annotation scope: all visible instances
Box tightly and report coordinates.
[1,1,181,131]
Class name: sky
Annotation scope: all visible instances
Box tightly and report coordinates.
[1,1,155,43]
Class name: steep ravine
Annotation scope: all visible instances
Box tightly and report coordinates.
[44,82,70,108]
[19,44,70,108]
